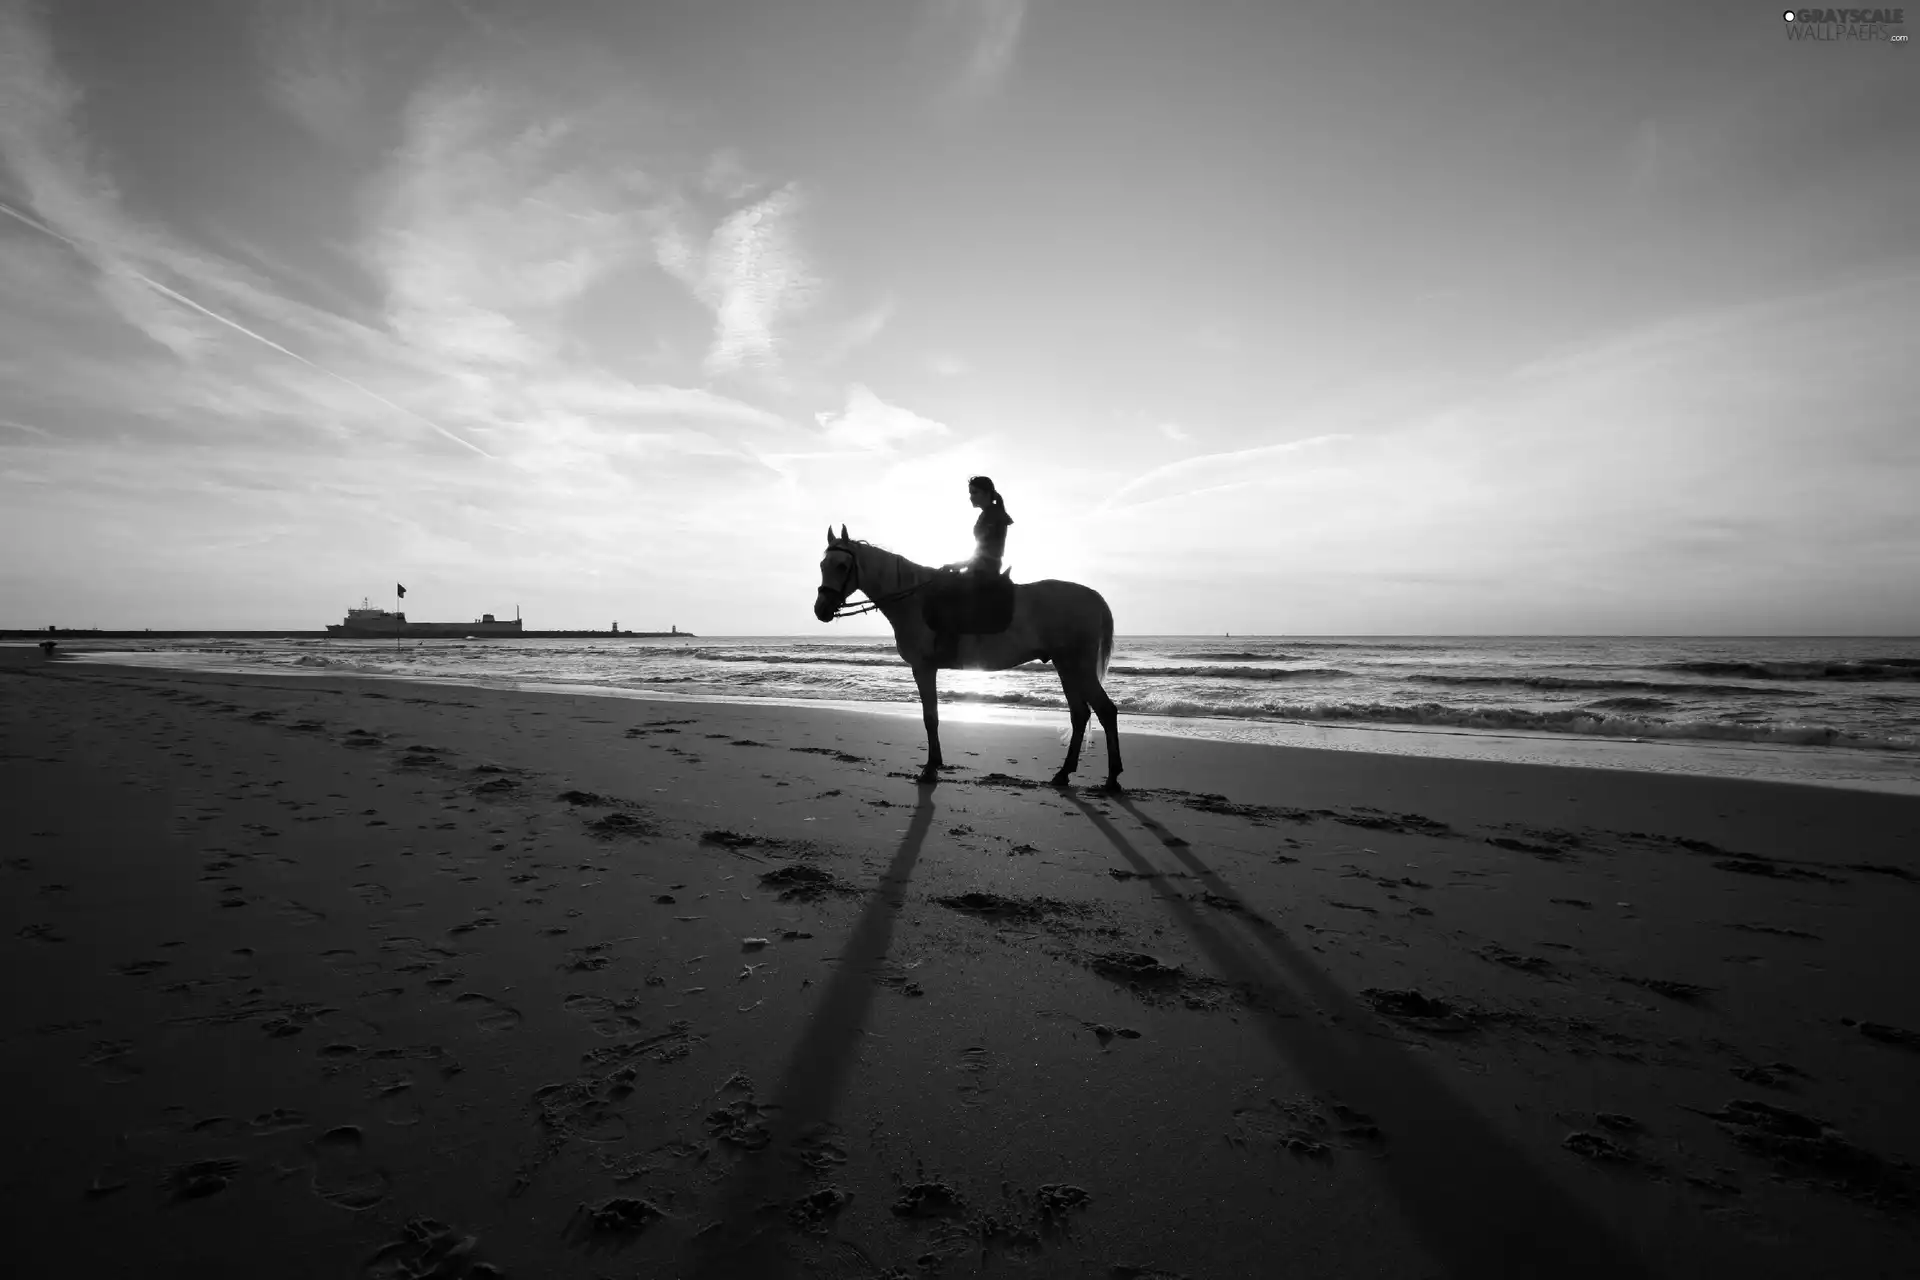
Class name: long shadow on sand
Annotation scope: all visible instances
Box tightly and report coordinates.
[686,784,940,1278]
[1072,790,1654,1280]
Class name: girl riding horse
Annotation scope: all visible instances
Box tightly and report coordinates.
[929,476,1013,667]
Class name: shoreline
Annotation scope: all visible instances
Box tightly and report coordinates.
[38,644,1920,796]
[5,647,1918,1277]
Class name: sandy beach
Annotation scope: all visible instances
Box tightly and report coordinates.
[5,646,1918,1279]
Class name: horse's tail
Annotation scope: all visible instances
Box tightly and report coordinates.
[1097,594,1114,682]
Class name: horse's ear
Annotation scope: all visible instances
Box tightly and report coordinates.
[825,525,833,545]
[839,524,848,542]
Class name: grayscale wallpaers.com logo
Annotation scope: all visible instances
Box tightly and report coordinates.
[1782,7,1909,40]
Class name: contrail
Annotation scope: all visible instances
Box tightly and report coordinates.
[0,198,495,459]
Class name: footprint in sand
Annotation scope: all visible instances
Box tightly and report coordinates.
[371,1078,424,1127]
[364,1217,493,1280]
[955,1045,996,1108]
[116,958,170,977]
[562,993,644,1038]
[277,900,327,926]
[249,1108,308,1135]
[310,1125,390,1210]
[323,950,383,979]
[454,993,522,1032]
[163,1157,244,1201]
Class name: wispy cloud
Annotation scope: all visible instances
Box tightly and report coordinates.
[1098,434,1350,513]
[0,6,207,357]
[374,82,638,370]
[1,2,834,573]
[649,179,818,380]
[1158,421,1191,442]
[816,384,949,451]
[701,183,817,377]
[0,198,493,457]
[0,3,521,457]
[930,0,1028,104]
[1082,272,1920,619]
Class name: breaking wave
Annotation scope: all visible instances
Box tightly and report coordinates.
[889,689,1914,750]
[1584,696,1674,712]
[690,650,900,668]
[1410,673,1788,696]
[1112,697,1914,750]
[1108,665,1350,681]
[1279,640,1463,652]
[1659,658,1920,682]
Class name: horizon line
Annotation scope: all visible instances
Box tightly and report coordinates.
[5,629,1918,641]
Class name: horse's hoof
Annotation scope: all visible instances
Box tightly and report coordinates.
[917,769,941,785]
[1099,779,1125,795]
[1048,772,1072,788]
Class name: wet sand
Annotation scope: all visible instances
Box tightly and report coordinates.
[4,646,1918,1278]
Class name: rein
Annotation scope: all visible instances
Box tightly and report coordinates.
[822,545,931,618]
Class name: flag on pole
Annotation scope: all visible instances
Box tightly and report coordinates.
[397,584,406,598]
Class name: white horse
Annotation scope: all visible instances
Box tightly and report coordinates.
[814,525,1123,790]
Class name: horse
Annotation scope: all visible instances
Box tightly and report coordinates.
[814,524,1123,790]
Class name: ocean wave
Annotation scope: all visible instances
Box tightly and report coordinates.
[288,654,397,677]
[1165,642,1458,655]
[777,643,896,654]
[1108,695,1915,750]
[1659,659,1920,682]
[690,650,900,668]
[1279,641,1462,652]
[942,689,1066,708]
[1584,696,1674,712]
[1108,665,1350,681]
[1410,674,1784,696]
[847,685,1912,750]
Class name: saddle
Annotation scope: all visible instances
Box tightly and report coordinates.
[923,565,1016,635]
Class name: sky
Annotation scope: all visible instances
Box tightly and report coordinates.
[1,0,1915,636]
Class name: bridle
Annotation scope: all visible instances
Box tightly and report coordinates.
[819,543,929,619]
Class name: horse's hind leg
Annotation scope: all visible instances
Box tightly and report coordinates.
[1053,691,1090,788]
[1089,679,1122,791]
[1051,662,1091,787]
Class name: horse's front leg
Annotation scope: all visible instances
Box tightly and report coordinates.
[912,663,943,783]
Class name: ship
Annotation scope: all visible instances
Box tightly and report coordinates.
[323,600,691,639]
[327,600,522,638]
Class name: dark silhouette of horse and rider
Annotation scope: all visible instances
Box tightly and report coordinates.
[815,476,1123,791]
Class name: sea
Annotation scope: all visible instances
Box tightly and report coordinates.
[55,634,1920,794]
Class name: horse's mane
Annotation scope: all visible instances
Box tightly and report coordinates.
[835,537,934,579]
[832,535,899,558]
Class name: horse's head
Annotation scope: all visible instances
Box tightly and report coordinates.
[815,524,855,622]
